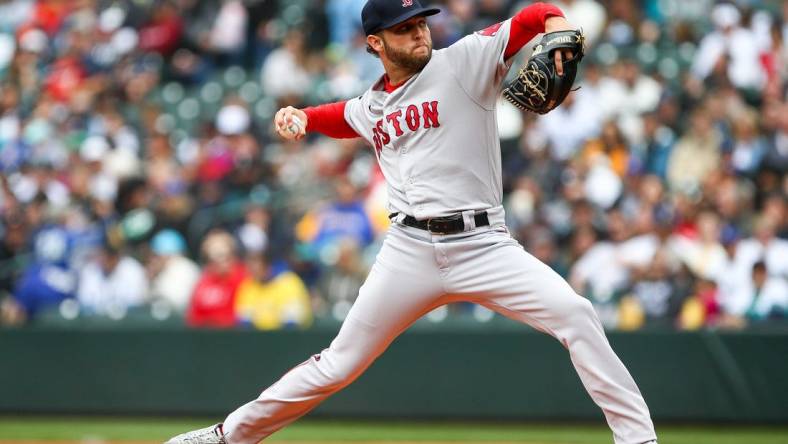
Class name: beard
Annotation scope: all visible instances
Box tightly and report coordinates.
[383,38,432,72]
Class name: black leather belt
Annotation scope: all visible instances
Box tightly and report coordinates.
[390,211,490,234]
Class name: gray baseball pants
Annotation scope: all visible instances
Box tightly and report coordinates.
[223,221,657,444]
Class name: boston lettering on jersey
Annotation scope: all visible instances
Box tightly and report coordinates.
[371,101,440,153]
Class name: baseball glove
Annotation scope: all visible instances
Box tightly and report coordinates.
[502,29,585,114]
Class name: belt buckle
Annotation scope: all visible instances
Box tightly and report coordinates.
[426,215,461,234]
[426,218,443,234]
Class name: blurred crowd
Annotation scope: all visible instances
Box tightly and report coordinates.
[0,0,785,331]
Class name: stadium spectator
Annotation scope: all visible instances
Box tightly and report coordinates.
[581,120,631,177]
[207,0,248,65]
[678,278,721,330]
[314,238,367,320]
[538,88,602,161]
[0,209,28,290]
[296,175,375,258]
[4,226,74,323]
[325,0,366,48]
[742,261,788,321]
[261,30,312,101]
[737,216,788,282]
[667,108,722,194]
[555,0,606,45]
[187,229,247,328]
[691,3,766,92]
[569,226,628,306]
[235,204,271,255]
[524,226,568,278]
[674,210,728,282]
[235,253,312,330]
[730,110,768,176]
[637,112,676,180]
[137,1,184,56]
[629,247,684,322]
[148,229,200,312]
[76,242,149,318]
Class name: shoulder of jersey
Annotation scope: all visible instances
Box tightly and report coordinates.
[476,22,503,37]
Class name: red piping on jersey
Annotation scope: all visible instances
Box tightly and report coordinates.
[303,101,359,139]
[383,74,408,93]
[504,2,564,60]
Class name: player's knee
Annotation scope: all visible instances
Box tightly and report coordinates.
[549,295,599,346]
[562,293,598,325]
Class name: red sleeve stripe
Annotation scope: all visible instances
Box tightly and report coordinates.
[303,101,360,139]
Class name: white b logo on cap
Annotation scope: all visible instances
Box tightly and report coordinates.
[402,0,413,6]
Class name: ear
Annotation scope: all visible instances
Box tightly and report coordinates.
[367,34,384,55]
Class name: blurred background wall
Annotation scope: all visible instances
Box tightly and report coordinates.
[2,326,788,421]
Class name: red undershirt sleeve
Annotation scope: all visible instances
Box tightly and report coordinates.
[303,101,360,139]
[503,2,564,61]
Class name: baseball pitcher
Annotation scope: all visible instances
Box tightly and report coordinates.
[167,1,658,443]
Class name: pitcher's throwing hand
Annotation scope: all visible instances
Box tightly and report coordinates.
[274,106,307,140]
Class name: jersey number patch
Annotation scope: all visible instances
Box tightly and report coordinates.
[477,22,502,37]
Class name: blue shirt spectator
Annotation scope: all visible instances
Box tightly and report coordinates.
[13,226,76,319]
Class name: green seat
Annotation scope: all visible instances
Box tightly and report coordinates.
[239,81,262,103]
[161,81,185,105]
[222,65,247,89]
[200,81,224,104]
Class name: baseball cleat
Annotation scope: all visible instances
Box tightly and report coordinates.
[164,423,226,444]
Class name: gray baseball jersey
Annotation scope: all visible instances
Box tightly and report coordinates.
[344,20,514,219]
